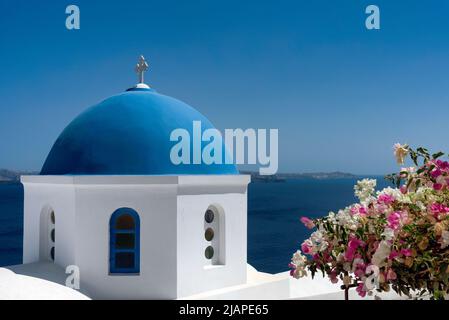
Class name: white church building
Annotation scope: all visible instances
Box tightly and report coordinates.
[0,57,403,300]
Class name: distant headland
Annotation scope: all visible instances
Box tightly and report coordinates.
[0,168,357,183]
[240,171,358,182]
[0,169,39,182]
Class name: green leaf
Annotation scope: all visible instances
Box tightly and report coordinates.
[432,152,445,159]
[411,153,418,166]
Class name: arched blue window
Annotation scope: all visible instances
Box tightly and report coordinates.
[109,208,140,274]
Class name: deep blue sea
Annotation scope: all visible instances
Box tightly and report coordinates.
[0,177,390,274]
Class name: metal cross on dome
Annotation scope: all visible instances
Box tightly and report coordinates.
[135,55,149,84]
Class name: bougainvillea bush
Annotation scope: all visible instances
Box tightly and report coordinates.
[290,144,449,299]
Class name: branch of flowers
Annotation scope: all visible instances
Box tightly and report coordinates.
[290,144,449,300]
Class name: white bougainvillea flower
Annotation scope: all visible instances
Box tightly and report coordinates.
[440,230,449,249]
[290,250,308,278]
[377,186,403,200]
[401,167,416,174]
[381,227,395,241]
[372,241,391,267]
[310,230,328,252]
[394,143,409,165]
[336,207,360,230]
[354,178,377,204]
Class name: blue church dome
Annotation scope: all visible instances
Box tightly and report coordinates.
[41,87,238,175]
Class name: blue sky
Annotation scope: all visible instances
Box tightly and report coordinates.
[1,0,449,174]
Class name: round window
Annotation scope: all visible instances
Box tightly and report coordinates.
[50,247,55,261]
[204,209,214,223]
[205,228,214,241]
[50,228,55,242]
[50,211,55,224]
[205,246,214,259]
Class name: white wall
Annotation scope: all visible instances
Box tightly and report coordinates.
[176,175,250,298]
[22,177,77,269]
[74,181,179,299]
[21,175,249,299]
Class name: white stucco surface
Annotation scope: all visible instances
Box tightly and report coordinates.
[0,262,89,300]
[0,262,414,300]
[20,174,250,299]
[181,265,290,300]
[176,176,249,297]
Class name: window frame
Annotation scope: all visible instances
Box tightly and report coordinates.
[109,208,140,274]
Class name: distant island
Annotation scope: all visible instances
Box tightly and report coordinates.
[241,171,358,182]
[0,169,38,182]
[1,168,357,183]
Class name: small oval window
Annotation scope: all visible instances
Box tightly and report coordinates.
[50,247,55,261]
[205,228,214,241]
[204,209,214,223]
[205,246,214,259]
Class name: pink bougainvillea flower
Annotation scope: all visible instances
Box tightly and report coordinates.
[401,248,412,257]
[329,270,339,284]
[354,261,366,278]
[431,168,442,179]
[387,212,401,230]
[400,185,408,194]
[288,263,296,276]
[350,205,367,216]
[378,193,395,205]
[322,251,332,263]
[344,236,365,261]
[430,203,449,214]
[389,250,399,260]
[359,206,367,215]
[300,216,315,229]
[436,160,449,170]
[400,210,410,225]
[386,268,397,281]
[356,282,367,297]
[433,183,443,191]
[344,250,355,261]
[350,237,364,249]
[429,203,449,220]
[301,242,312,255]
